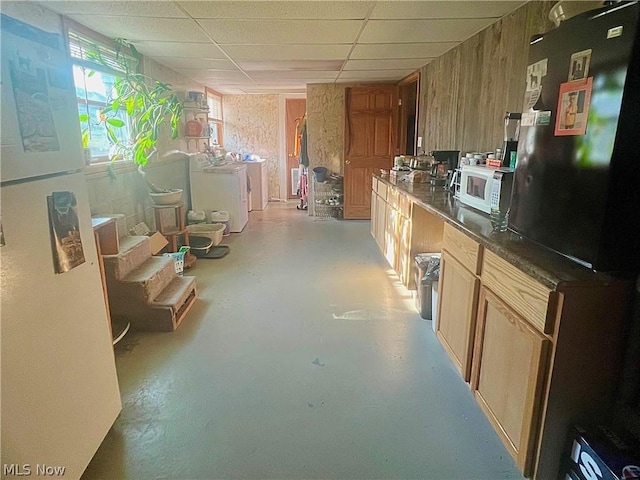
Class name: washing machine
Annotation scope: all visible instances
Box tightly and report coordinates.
[189,154,248,233]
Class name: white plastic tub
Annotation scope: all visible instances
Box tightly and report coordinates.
[209,211,230,236]
[186,223,224,246]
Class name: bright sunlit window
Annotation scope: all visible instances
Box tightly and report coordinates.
[206,87,224,146]
[67,28,133,164]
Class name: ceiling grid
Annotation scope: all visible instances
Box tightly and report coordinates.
[43,0,527,94]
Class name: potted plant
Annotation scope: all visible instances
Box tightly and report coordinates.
[83,39,184,200]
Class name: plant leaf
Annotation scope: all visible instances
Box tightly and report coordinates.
[106,118,125,127]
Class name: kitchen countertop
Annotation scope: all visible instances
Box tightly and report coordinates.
[375,174,625,290]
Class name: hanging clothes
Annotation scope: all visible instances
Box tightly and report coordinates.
[298,115,309,167]
[297,165,308,210]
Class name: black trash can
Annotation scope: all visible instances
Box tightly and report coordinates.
[415,254,441,320]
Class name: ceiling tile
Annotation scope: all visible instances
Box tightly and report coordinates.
[151,57,237,70]
[222,44,351,60]
[197,19,362,44]
[248,71,339,81]
[237,60,344,71]
[65,15,210,42]
[44,1,189,18]
[133,41,228,59]
[238,86,307,94]
[174,70,253,82]
[359,18,496,43]
[370,1,526,19]
[343,59,428,71]
[350,42,457,60]
[179,1,373,19]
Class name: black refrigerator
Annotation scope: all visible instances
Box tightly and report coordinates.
[509,1,640,273]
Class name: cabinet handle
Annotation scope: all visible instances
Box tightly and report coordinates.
[345,159,351,165]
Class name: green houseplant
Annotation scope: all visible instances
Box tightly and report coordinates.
[82,38,183,168]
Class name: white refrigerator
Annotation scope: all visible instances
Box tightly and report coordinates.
[1,8,121,479]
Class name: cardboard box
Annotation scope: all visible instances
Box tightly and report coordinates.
[566,425,640,480]
[148,232,168,255]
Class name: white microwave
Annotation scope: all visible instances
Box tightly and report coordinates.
[459,165,514,214]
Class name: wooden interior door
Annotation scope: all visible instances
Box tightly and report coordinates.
[398,73,419,156]
[285,98,306,199]
[344,85,398,219]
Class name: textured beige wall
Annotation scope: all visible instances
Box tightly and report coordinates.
[306,84,345,176]
[223,94,280,200]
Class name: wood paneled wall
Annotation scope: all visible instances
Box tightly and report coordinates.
[418,1,555,154]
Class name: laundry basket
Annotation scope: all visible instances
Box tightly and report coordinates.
[209,211,230,236]
[186,223,224,246]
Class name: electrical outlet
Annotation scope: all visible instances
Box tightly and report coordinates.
[417,136,423,148]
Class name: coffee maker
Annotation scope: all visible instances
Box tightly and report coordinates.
[502,112,521,167]
[431,150,460,187]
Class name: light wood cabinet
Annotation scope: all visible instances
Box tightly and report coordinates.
[370,174,633,480]
[436,250,480,381]
[436,223,483,381]
[471,286,550,476]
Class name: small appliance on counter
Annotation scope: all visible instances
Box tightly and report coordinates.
[459,165,514,214]
[410,153,433,170]
[431,150,460,187]
[502,112,521,167]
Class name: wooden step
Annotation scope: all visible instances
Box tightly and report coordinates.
[106,256,176,303]
[109,276,197,332]
[102,235,151,280]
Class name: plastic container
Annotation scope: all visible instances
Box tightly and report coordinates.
[186,223,224,246]
[313,166,328,182]
[164,251,186,275]
[187,210,207,224]
[209,211,230,236]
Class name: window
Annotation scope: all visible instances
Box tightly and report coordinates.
[67,28,133,164]
[206,87,224,146]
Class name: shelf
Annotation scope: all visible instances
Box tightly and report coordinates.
[185,136,211,140]
[183,107,209,113]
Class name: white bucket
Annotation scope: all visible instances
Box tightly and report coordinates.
[209,211,230,236]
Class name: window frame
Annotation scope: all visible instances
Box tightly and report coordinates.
[206,87,224,146]
[64,19,135,167]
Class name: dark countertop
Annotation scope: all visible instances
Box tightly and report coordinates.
[375,174,622,290]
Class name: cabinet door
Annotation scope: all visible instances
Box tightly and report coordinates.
[371,190,377,240]
[384,205,399,268]
[397,214,411,287]
[471,286,550,476]
[436,250,480,381]
[375,194,387,251]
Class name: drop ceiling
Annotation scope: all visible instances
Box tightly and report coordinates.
[42,0,527,94]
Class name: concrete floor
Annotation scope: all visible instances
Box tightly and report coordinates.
[83,203,523,480]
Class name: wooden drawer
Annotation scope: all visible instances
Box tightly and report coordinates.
[443,223,482,275]
[398,192,411,218]
[481,250,555,334]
